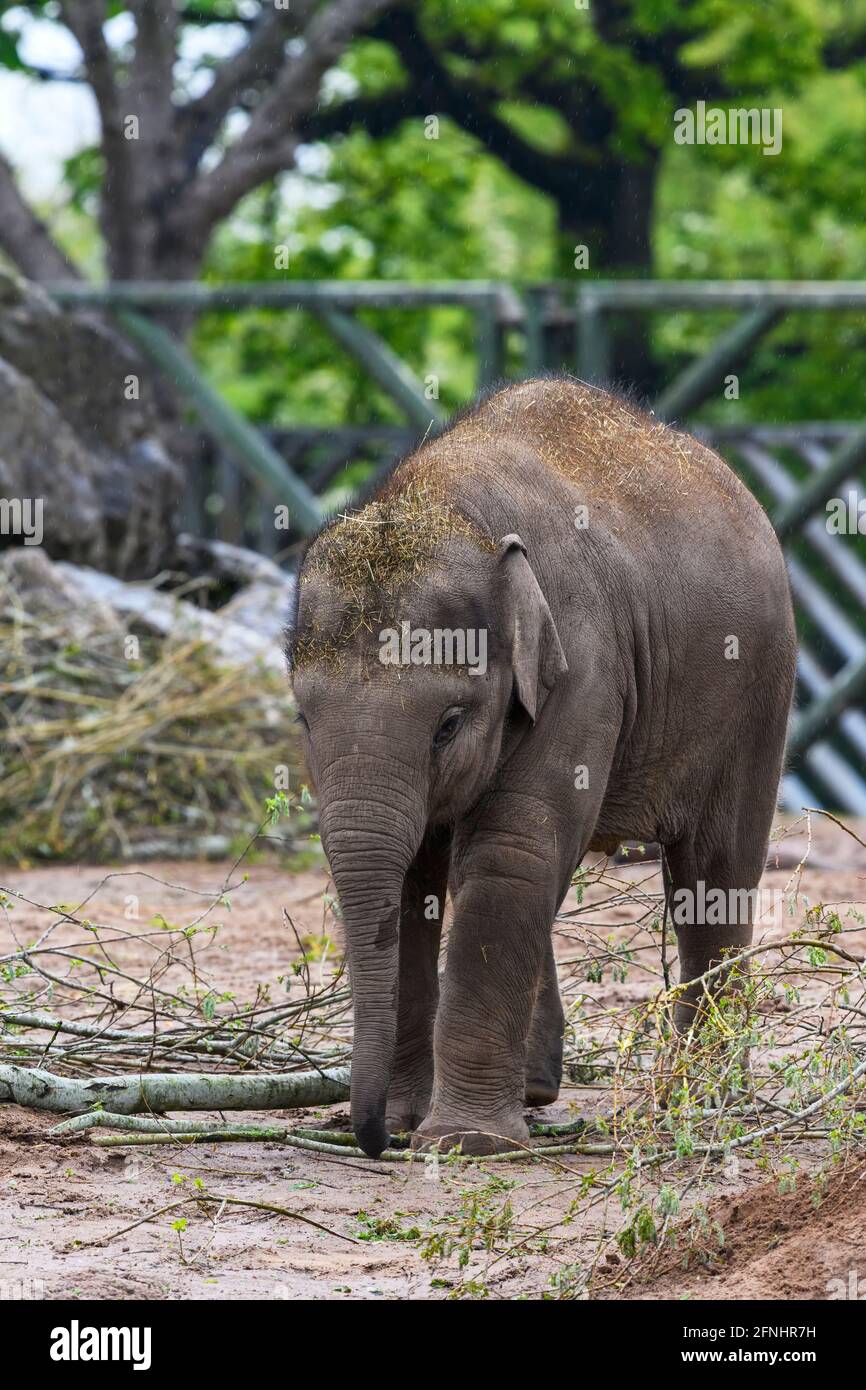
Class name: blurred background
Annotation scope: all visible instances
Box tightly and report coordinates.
[1,0,865,859]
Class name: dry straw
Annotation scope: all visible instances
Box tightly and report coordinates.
[0,568,299,861]
[293,474,495,667]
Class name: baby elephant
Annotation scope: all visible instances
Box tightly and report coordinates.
[287,377,796,1158]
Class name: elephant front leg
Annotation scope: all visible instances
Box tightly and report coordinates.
[385,828,449,1136]
[416,858,554,1155]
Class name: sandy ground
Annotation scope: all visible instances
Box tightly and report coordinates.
[0,817,864,1301]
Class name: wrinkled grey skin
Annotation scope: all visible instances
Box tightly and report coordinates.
[288,378,797,1158]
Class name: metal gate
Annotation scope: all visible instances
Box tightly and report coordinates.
[47,280,866,813]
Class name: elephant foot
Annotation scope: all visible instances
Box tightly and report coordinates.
[385,1075,433,1139]
[673,959,751,1037]
[524,1077,560,1108]
[385,1102,428,1138]
[412,1111,530,1157]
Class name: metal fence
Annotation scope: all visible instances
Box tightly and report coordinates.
[47,280,866,814]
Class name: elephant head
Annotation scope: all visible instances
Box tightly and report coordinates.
[287,496,567,1156]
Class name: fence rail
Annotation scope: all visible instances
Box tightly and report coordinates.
[43,279,866,815]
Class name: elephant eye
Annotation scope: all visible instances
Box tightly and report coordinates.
[294,711,309,730]
[432,708,464,752]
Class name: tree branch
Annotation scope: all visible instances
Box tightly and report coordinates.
[58,0,138,276]
[0,153,81,282]
[58,0,124,129]
[296,87,427,141]
[370,9,607,213]
[179,0,317,172]
[175,0,398,239]
[128,0,179,124]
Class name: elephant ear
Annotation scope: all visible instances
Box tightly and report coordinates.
[497,534,568,722]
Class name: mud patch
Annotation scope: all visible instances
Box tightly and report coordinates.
[602,1161,866,1301]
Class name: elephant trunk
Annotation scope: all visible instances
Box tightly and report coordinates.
[319,781,424,1158]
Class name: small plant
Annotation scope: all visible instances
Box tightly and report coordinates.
[265,791,293,826]
[355,1211,422,1242]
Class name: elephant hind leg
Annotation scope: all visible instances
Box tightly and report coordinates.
[663,727,784,1033]
[525,935,565,1107]
[666,832,769,1033]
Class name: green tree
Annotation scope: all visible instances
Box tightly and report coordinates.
[0,0,398,282]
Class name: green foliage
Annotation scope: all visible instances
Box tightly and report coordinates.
[196,115,554,433]
[6,1,866,427]
[186,0,866,430]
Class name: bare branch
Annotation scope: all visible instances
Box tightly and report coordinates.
[296,83,428,141]
[0,153,81,282]
[124,0,184,260]
[59,0,138,276]
[58,0,124,130]
[176,0,397,239]
[179,1,317,170]
[127,0,179,124]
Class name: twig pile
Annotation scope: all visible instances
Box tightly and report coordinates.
[0,809,348,1080]
[0,568,301,861]
[1,810,865,1288]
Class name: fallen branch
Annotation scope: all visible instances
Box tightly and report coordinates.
[49,1109,602,1161]
[90,1192,357,1247]
[0,1061,349,1114]
[87,1130,605,1161]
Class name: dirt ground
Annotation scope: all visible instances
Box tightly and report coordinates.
[1,816,864,1301]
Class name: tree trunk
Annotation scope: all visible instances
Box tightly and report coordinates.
[605,156,660,397]
[555,151,660,397]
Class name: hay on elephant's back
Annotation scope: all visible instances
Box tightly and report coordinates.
[0,584,300,862]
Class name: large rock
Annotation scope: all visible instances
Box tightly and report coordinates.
[0,269,182,576]
[55,560,293,672]
[0,547,121,637]
[1,545,293,670]
[0,358,107,568]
